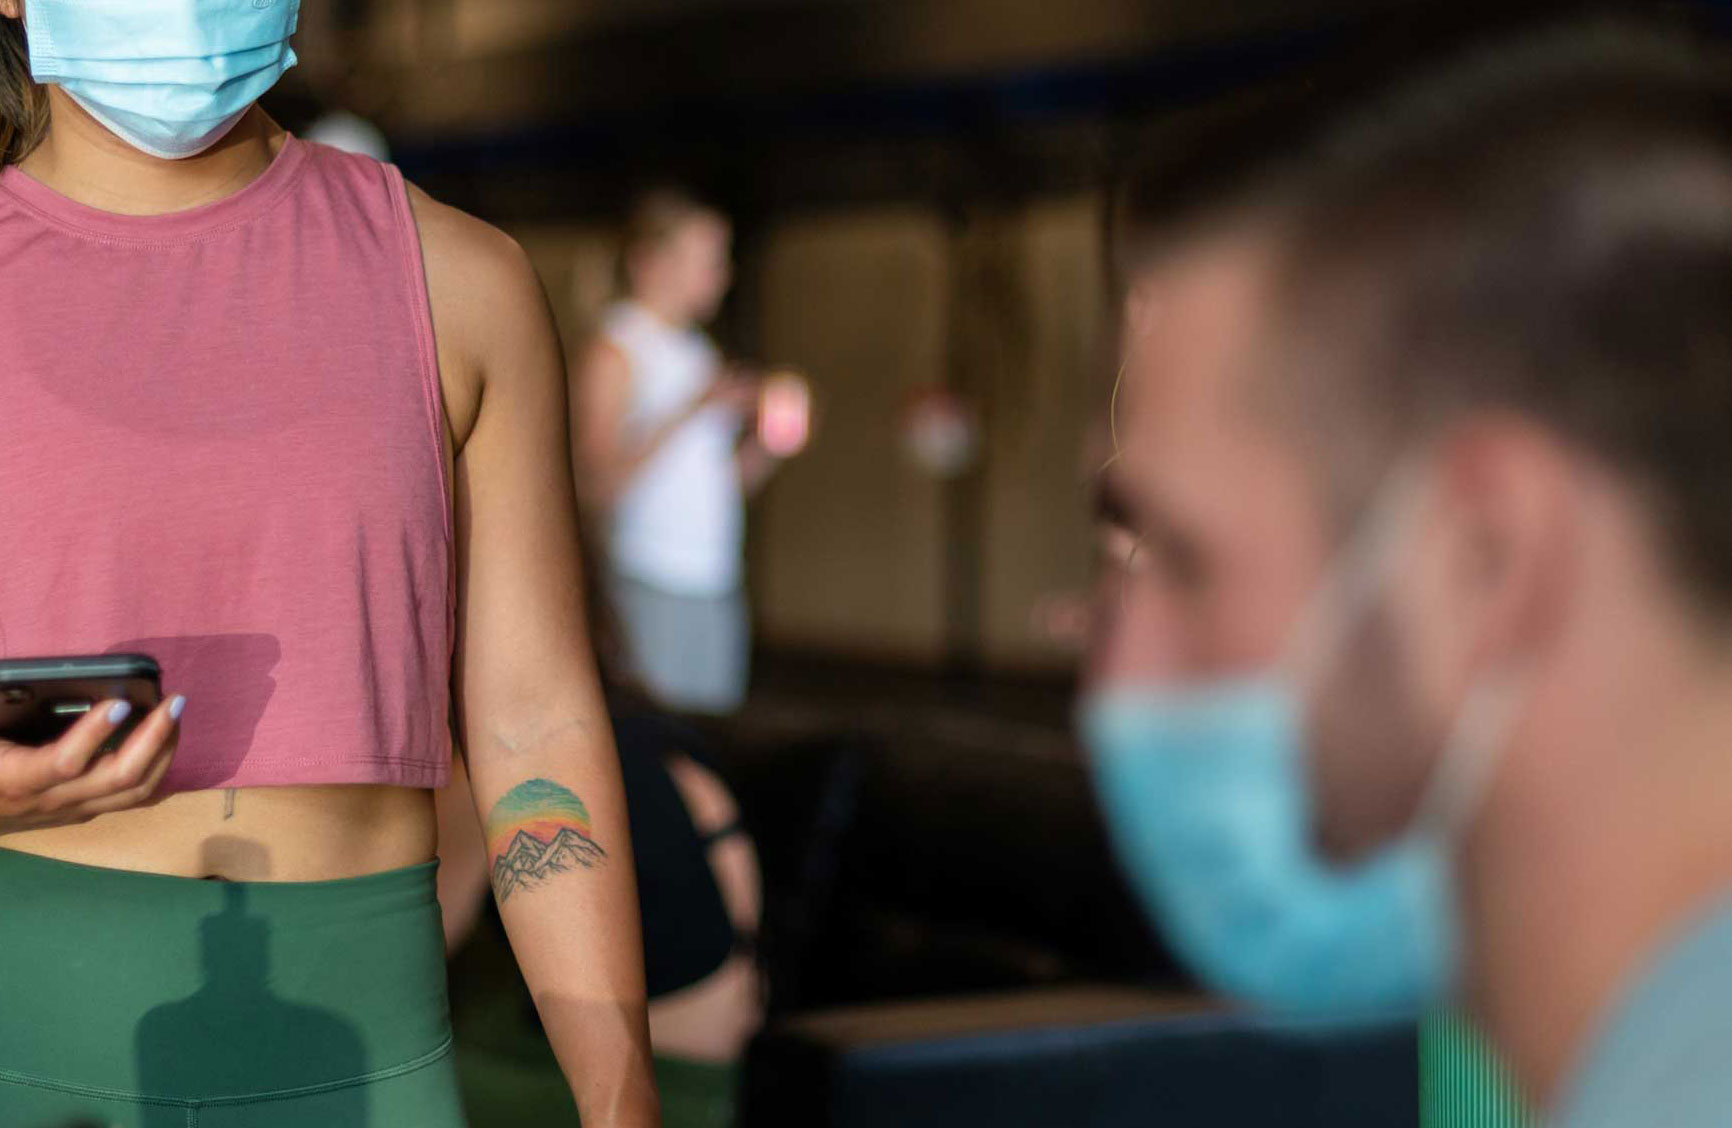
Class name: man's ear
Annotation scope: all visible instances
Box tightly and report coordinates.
[0,2,21,23]
[1437,420,1579,670]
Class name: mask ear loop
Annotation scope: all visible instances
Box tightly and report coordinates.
[1411,455,1585,844]
[1407,667,1530,845]
[1281,457,1436,693]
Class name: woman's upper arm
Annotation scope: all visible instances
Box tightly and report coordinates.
[413,192,609,759]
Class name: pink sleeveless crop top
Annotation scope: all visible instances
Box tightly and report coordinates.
[0,136,454,794]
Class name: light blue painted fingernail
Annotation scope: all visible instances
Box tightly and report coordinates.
[107,700,133,724]
[168,695,187,722]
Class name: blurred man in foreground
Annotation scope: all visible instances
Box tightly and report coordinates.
[1083,25,1732,1125]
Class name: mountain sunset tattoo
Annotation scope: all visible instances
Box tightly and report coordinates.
[485,779,607,903]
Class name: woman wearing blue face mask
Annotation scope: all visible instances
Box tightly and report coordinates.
[0,4,658,1127]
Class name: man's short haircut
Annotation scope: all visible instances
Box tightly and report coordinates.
[1262,21,1732,610]
[1107,12,1550,279]
[1110,79,1337,284]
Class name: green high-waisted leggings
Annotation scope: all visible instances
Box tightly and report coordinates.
[0,845,468,1128]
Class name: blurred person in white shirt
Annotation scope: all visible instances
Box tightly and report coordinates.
[575,190,788,716]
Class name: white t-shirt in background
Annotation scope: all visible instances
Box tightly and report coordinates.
[602,301,744,597]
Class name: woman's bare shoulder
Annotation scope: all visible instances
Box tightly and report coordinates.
[406,182,550,341]
[403,181,561,413]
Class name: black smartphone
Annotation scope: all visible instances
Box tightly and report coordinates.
[0,654,162,754]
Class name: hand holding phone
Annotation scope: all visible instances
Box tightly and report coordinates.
[0,654,185,833]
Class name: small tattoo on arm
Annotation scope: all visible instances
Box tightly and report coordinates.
[223,789,236,820]
[484,778,607,904]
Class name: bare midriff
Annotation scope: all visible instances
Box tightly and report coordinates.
[0,785,437,881]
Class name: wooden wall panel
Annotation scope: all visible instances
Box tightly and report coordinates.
[750,210,952,661]
[978,197,1105,672]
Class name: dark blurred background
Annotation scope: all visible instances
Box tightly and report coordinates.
[266,0,1724,689]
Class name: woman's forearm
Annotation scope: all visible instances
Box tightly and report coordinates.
[466,739,660,1127]
[737,436,780,497]
[536,981,661,1125]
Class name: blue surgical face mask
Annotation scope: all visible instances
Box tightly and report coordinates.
[25,0,301,160]
[1079,465,1526,1018]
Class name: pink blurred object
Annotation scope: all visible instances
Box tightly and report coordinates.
[758,369,812,458]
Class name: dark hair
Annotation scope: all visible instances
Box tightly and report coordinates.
[1273,22,1732,607]
[1110,77,1338,283]
[1106,8,1568,279]
[0,14,47,166]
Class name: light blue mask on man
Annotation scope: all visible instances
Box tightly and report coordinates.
[1080,466,1525,1019]
[25,0,300,160]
